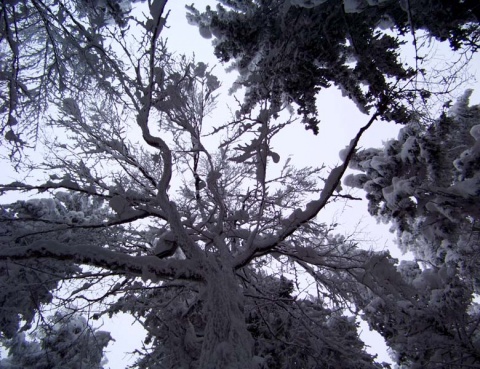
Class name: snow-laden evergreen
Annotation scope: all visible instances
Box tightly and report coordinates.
[345,90,480,287]
[187,0,479,134]
[0,311,112,369]
[345,91,480,367]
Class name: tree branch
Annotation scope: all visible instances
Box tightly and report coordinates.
[234,112,379,269]
[0,240,204,282]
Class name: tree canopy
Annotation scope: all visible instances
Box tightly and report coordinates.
[0,0,479,368]
[187,0,479,132]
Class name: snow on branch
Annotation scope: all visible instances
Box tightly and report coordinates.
[0,240,204,282]
[0,179,85,195]
[234,112,379,268]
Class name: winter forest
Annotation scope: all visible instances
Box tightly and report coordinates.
[0,0,480,368]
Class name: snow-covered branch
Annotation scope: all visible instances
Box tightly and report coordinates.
[0,240,204,282]
[234,112,379,269]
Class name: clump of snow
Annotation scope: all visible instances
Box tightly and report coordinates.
[339,143,353,161]
[397,260,421,283]
[453,147,480,178]
[381,177,414,209]
[400,136,417,162]
[199,25,212,39]
[412,268,442,290]
[269,150,280,163]
[343,173,368,188]
[363,180,379,194]
[449,89,473,118]
[470,124,480,141]
[370,156,392,176]
[425,201,456,222]
[397,125,416,143]
[364,296,384,314]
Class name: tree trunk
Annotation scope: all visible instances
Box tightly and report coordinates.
[198,261,254,369]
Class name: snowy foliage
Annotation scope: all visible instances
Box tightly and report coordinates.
[0,311,112,369]
[187,0,415,133]
[345,91,480,367]
[187,0,479,133]
[352,257,480,368]
[345,91,480,287]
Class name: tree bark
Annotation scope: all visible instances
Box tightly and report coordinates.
[198,261,254,369]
